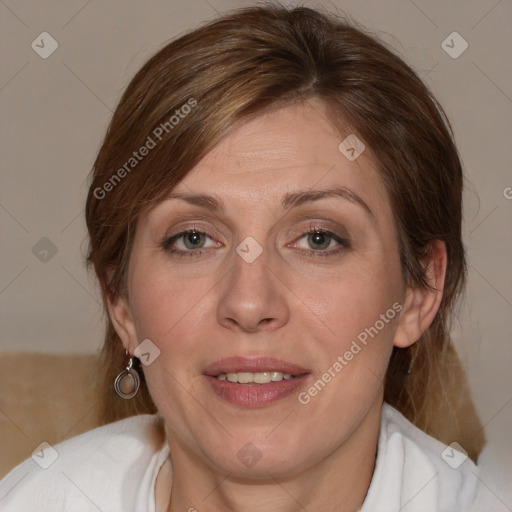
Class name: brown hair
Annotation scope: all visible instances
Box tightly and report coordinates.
[86,4,474,445]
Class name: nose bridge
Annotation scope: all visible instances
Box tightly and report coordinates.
[234,238,270,289]
[216,236,289,332]
[227,238,274,307]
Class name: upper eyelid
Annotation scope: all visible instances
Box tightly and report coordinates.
[166,224,341,238]
[162,214,348,235]
[163,221,223,240]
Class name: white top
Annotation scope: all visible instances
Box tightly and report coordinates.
[0,403,501,511]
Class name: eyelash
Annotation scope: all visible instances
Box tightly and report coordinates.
[161,223,351,260]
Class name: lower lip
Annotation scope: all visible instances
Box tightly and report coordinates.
[204,375,309,408]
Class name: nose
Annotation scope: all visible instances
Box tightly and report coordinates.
[216,245,290,333]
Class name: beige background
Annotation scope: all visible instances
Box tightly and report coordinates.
[1,0,511,506]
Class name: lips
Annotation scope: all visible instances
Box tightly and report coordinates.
[203,356,311,408]
[203,356,310,377]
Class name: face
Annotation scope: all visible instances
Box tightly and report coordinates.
[111,99,420,478]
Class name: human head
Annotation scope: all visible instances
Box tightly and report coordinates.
[86,4,465,430]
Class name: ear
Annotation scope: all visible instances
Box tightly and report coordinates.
[393,240,448,348]
[105,271,139,354]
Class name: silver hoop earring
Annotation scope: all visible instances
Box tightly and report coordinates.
[114,354,140,399]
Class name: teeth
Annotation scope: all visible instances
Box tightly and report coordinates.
[216,371,295,384]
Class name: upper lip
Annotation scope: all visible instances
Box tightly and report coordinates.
[203,356,310,376]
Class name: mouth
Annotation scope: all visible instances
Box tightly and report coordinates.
[215,371,296,384]
[203,356,311,408]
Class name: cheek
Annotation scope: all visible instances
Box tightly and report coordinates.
[298,257,402,348]
[297,272,401,408]
[127,265,210,418]
[125,269,214,406]
[129,261,211,342]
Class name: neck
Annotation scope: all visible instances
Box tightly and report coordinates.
[158,400,383,512]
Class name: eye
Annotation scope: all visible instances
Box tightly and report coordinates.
[292,225,351,257]
[161,224,350,259]
[162,229,220,256]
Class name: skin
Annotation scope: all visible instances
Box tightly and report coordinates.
[108,99,447,512]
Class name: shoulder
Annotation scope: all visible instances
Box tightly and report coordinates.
[362,403,480,512]
[0,414,167,512]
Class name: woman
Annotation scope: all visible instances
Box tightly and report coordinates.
[0,4,497,511]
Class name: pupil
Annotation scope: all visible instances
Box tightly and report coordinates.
[313,233,324,244]
[310,231,329,249]
[186,231,203,248]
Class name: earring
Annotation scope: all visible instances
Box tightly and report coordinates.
[114,353,140,399]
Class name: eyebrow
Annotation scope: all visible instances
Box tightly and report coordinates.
[166,187,374,217]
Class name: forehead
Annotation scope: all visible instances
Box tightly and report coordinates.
[173,100,386,206]
[139,100,396,237]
